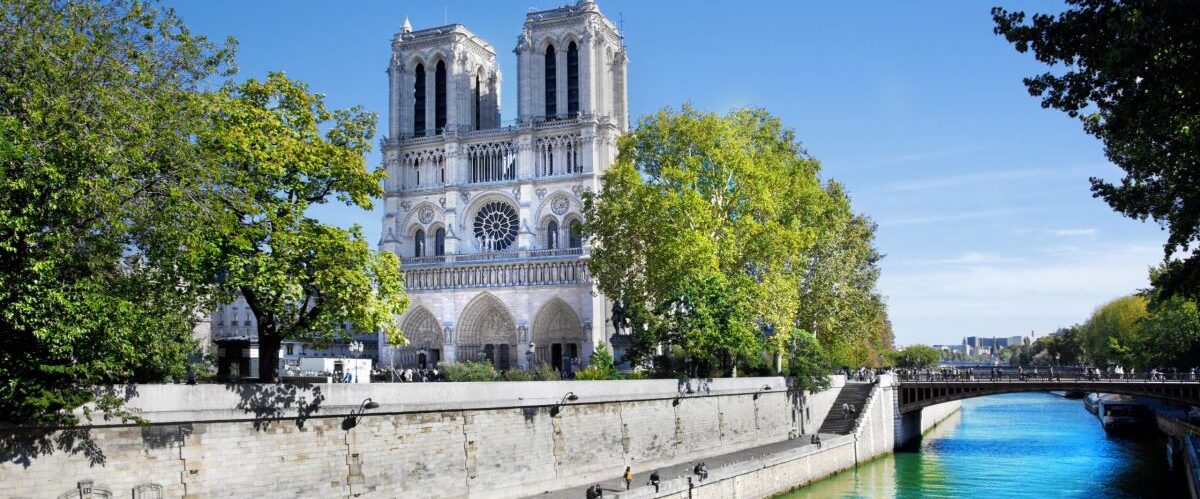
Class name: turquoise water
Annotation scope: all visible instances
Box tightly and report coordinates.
[781,392,1187,499]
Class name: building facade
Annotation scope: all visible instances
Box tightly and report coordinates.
[378,0,627,371]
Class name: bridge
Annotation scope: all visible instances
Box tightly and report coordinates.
[896,377,1200,414]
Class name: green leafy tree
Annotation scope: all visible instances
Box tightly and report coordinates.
[889,345,941,369]
[786,329,832,391]
[199,73,407,382]
[585,106,884,375]
[993,2,1200,298]
[0,0,233,424]
[1080,295,1148,367]
[576,342,620,380]
[1140,296,1200,368]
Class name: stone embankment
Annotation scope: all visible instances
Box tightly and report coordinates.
[0,375,957,499]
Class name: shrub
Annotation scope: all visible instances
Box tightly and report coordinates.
[441,361,497,382]
[532,362,563,381]
[576,343,620,380]
[501,369,533,381]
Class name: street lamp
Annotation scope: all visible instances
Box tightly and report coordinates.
[753,384,772,400]
[342,398,380,430]
[549,391,580,417]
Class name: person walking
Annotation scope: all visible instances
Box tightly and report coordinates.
[623,466,632,490]
[842,402,850,419]
[649,470,660,493]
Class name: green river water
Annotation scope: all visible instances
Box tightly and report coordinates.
[779,392,1187,499]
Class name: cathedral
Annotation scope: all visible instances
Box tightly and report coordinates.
[377,0,628,372]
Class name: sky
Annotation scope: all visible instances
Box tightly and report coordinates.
[164,0,1167,347]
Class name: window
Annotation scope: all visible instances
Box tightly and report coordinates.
[435,60,447,133]
[544,45,556,118]
[474,74,481,130]
[434,228,446,256]
[546,220,559,249]
[569,220,583,248]
[473,201,520,252]
[413,63,426,136]
[286,344,294,355]
[414,229,425,257]
[567,42,579,115]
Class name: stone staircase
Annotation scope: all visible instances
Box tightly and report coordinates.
[817,382,875,435]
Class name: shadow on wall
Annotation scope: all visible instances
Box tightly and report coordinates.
[223,382,325,430]
[0,384,141,468]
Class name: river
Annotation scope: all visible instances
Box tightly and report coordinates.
[779,392,1187,499]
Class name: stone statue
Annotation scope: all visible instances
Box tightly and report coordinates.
[611,300,625,335]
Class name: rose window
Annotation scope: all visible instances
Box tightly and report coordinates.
[473,201,519,252]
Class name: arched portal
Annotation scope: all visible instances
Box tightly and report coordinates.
[456,293,518,369]
[531,298,582,371]
[394,306,442,369]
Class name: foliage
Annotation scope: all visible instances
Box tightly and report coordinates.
[1138,296,1200,369]
[1079,294,1148,367]
[576,343,620,380]
[785,329,832,391]
[531,362,563,381]
[993,2,1200,298]
[440,361,497,382]
[198,73,408,382]
[0,0,233,425]
[585,106,888,375]
[888,345,941,369]
[795,182,888,365]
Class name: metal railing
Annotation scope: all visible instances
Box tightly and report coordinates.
[382,114,609,146]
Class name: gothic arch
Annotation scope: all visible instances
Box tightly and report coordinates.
[532,298,582,345]
[400,306,442,347]
[464,193,521,252]
[456,292,518,347]
[534,191,577,223]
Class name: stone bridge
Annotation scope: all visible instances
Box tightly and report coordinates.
[897,379,1200,414]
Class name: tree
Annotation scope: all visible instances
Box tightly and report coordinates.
[993,2,1200,298]
[0,0,233,425]
[198,73,407,382]
[888,345,941,369]
[795,182,887,365]
[585,106,884,375]
[786,329,832,391]
[1140,296,1200,369]
[576,342,619,380]
[1080,295,1148,367]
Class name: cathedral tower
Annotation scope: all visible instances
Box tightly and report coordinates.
[379,1,626,373]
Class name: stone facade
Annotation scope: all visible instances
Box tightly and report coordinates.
[378,0,628,372]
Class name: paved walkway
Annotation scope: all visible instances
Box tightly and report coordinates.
[527,433,841,499]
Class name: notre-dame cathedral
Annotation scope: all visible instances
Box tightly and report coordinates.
[377,0,628,372]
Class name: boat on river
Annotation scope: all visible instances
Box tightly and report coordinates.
[1095,394,1151,432]
[1083,393,1100,415]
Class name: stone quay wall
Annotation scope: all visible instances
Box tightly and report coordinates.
[2,377,816,499]
[616,375,961,499]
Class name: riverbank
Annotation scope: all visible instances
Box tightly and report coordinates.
[532,376,961,499]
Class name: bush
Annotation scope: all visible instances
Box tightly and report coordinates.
[501,369,533,381]
[531,362,563,381]
[576,343,620,380]
[441,361,497,382]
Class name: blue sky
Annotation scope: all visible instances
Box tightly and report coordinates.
[165,0,1165,347]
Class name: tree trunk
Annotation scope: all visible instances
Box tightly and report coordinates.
[258,327,282,383]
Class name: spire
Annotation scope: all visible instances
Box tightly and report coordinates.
[401,17,412,34]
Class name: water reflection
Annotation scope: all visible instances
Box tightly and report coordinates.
[779,392,1185,499]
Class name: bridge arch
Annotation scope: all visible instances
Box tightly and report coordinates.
[897,380,1200,414]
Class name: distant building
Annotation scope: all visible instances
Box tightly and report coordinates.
[209,292,379,379]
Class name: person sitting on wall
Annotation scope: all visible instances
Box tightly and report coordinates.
[811,434,822,448]
[649,470,660,492]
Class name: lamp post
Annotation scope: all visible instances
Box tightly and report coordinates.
[342,398,380,430]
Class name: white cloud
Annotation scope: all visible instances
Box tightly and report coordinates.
[881,208,1032,227]
[882,242,1161,346]
[1048,228,1098,237]
[881,169,1051,192]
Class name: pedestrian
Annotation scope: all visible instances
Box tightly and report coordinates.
[649,470,660,493]
[849,403,856,416]
[842,402,849,419]
[586,484,596,499]
[811,434,822,449]
[623,466,632,490]
[699,461,708,481]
